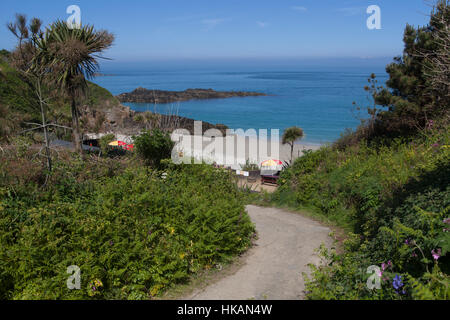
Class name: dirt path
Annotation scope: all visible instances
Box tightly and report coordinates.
[186,205,332,300]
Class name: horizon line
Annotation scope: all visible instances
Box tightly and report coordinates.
[99,55,397,63]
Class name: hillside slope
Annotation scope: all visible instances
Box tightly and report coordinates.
[0,52,228,141]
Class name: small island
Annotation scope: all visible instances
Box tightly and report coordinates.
[116,87,267,104]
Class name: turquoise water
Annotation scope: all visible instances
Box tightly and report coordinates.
[92,62,388,145]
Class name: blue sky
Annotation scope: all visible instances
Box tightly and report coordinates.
[0,0,433,62]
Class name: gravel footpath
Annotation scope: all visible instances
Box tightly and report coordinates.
[187,205,332,300]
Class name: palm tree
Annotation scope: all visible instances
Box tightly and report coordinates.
[33,21,114,153]
[282,126,304,163]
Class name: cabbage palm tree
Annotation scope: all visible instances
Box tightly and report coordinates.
[33,21,114,153]
[282,126,304,163]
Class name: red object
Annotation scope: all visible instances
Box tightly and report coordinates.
[261,175,279,185]
[123,144,134,151]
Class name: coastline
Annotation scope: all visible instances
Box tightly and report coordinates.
[86,130,323,169]
[172,133,322,169]
[116,87,267,104]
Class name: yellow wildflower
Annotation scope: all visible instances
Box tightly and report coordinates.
[150,284,164,297]
[94,279,103,287]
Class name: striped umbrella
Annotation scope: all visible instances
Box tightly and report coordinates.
[260,159,283,173]
[108,141,127,146]
[261,159,282,167]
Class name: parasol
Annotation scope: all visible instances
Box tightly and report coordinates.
[260,159,283,175]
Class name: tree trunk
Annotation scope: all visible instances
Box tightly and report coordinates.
[290,143,294,164]
[71,96,83,154]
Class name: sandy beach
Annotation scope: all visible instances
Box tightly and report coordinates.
[85,130,323,169]
[172,133,322,169]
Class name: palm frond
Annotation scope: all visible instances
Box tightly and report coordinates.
[31,20,114,96]
[282,126,304,144]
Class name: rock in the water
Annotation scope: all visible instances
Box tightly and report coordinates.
[116,87,267,104]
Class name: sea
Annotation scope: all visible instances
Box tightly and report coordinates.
[92,59,389,145]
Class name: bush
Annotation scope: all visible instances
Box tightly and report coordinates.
[240,159,259,171]
[273,126,450,299]
[133,129,174,168]
[0,157,254,300]
[99,133,116,156]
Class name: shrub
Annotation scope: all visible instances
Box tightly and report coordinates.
[99,133,116,155]
[0,158,254,300]
[240,159,259,171]
[273,126,450,299]
[133,129,174,168]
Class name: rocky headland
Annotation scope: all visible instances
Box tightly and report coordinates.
[116,87,267,104]
[80,103,229,137]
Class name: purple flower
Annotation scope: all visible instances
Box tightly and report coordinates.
[393,275,404,292]
[412,252,418,258]
[387,260,393,268]
[443,217,450,225]
[381,263,387,271]
[431,249,441,261]
[109,240,114,246]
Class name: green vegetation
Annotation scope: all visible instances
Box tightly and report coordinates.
[85,82,121,110]
[0,150,254,299]
[1,2,449,301]
[269,1,450,300]
[32,20,115,154]
[240,159,259,171]
[99,133,116,155]
[0,54,121,144]
[273,128,449,299]
[0,49,10,59]
[0,13,255,301]
[133,129,175,168]
[354,0,449,143]
[0,55,38,117]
